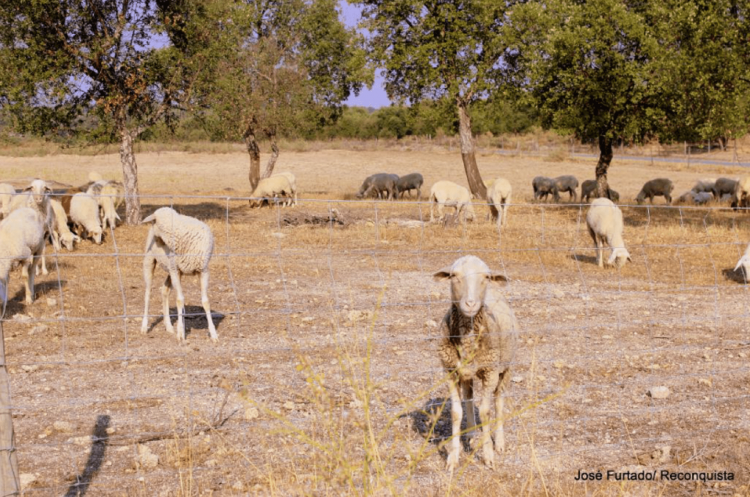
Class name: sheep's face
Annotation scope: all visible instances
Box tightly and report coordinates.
[608,247,632,268]
[61,233,80,251]
[92,228,103,245]
[24,180,51,208]
[434,257,507,318]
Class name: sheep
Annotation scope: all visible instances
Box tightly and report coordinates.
[88,171,103,183]
[249,175,293,208]
[429,181,476,224]
[140,207,218,342]
[356,173,398,200]
[433,255,517,472]
[9,179,54,275]
[0,183,15,218]
[734,243,750,280]
[586,198,632,268]
[396,173,424,199]
[678,191,714,205]
[69,193,103,244]
[0,207,46,305]
[732,176,750,210]
[712,178,738,201]
[49,199,80,251]
[486,178,512,228]
[271,172,297,207]
[580,179,620,202]
[86,181,122,230]
[532,176,558,202]
[554,175,579,202]
[635,178,674,205]
[691,178,716,194]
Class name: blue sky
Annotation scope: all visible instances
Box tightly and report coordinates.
[339,2,391,108]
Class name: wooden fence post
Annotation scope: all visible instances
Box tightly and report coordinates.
[0,320,19,496]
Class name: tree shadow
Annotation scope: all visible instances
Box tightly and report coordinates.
[140,202,232,221]
[405,397,477,460]
[64,414,110,497]
[144,305,226,338]
[722,267,747,284]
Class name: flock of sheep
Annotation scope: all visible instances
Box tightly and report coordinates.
[3,167,750,474]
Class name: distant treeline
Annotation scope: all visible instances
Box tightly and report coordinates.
[139,98,539,144]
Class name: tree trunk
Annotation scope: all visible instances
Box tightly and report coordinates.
[595,135,614,199]
[456,98,487,200]
[244,130,261,193]
[261,131,280,179]
[120,128,142,225]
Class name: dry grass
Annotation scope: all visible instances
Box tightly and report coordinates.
[2,150,750,495]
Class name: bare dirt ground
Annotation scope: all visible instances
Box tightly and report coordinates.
[1,149,750,496]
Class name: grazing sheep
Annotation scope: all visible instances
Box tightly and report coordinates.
[249,175,293,208]
[586,198,631,268]
[486,178,512,228]
[429,181,476,224]
[732,176,750,210]
[712,178,738,201]
[678,191,714,205]
[396,173,424,199]
[271,172,298,207]
[691,178,716,194]
[0,208,46,305]
[554,175,579,202]
[532,176,559,202]
[140,207,218,342]
[87,181,122,230]
[9,180,54,275]
[49,199,80,251]
[59,185,88,215]
[0,183,15,218]
[433,255,517,471]
[356,173,398,200]
[580,179,620,202]
[635,178,674,205]
[69,193,103,244]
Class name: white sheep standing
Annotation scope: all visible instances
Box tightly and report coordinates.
[271,172,298,207]
[733,176,750,209]
[87,181,121,230]
[434,255,518,472]
[249,175,293,208]
[586,198,632,268]
[0,183,15,219]
[486,178,512,229]
[0,207,47,305]
[429,180,476,224]
[140,207,218,342]
[49,199,80,251]
[8,179,54,275]
[69,193,103,244]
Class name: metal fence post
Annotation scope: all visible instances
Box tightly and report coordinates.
[0,321,19,496]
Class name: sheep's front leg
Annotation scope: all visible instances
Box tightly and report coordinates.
[22,259,36,305]
[200,270,218,342]
[494,391,505,455]
[462,379,476,435]
[161,276,175,335]
[478,375,500,469]
[446,373,463,473]
[35,244,49,276]
[596,235,604,267]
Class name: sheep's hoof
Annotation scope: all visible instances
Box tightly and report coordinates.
[446,451,460,473]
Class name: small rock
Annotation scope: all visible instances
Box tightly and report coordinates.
[553,289,565,298]
[232,481,245,491]
[347,310,372,323]
[205,459,218,468]
[19,473,37,489]
[553,360,566,369]
[511,376,523,383]
[29,325,48,335]
[424,319,438,328]
[106,427,116,435]
[53,421,74,434]
[698,378,712,387]
[271,232,287,239]
[45,297,57,307]
[137,445,159,469]
[70,436,90,446]
[283,401,295,411]
[301,317,314,323]
[12,314,30,322]
[648,386,670,399]
[21,365,39,373]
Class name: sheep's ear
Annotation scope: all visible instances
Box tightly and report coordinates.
[22,186,32,192]
[44,186,52,193]
[433,268,453,281]
[488,272,509,283]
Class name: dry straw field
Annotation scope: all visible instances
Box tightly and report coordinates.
[1,146,750,496]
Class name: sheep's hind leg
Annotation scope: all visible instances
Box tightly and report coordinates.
[446,373,463,473]
[161,276,175,336]
[493,371,510,455]
[169,270,186,341]
[200,270,218,342]
[141,257,156,333]
[462,379,476,435]
[22,258,36,305]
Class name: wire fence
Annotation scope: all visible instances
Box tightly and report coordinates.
[1,194,749,495]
